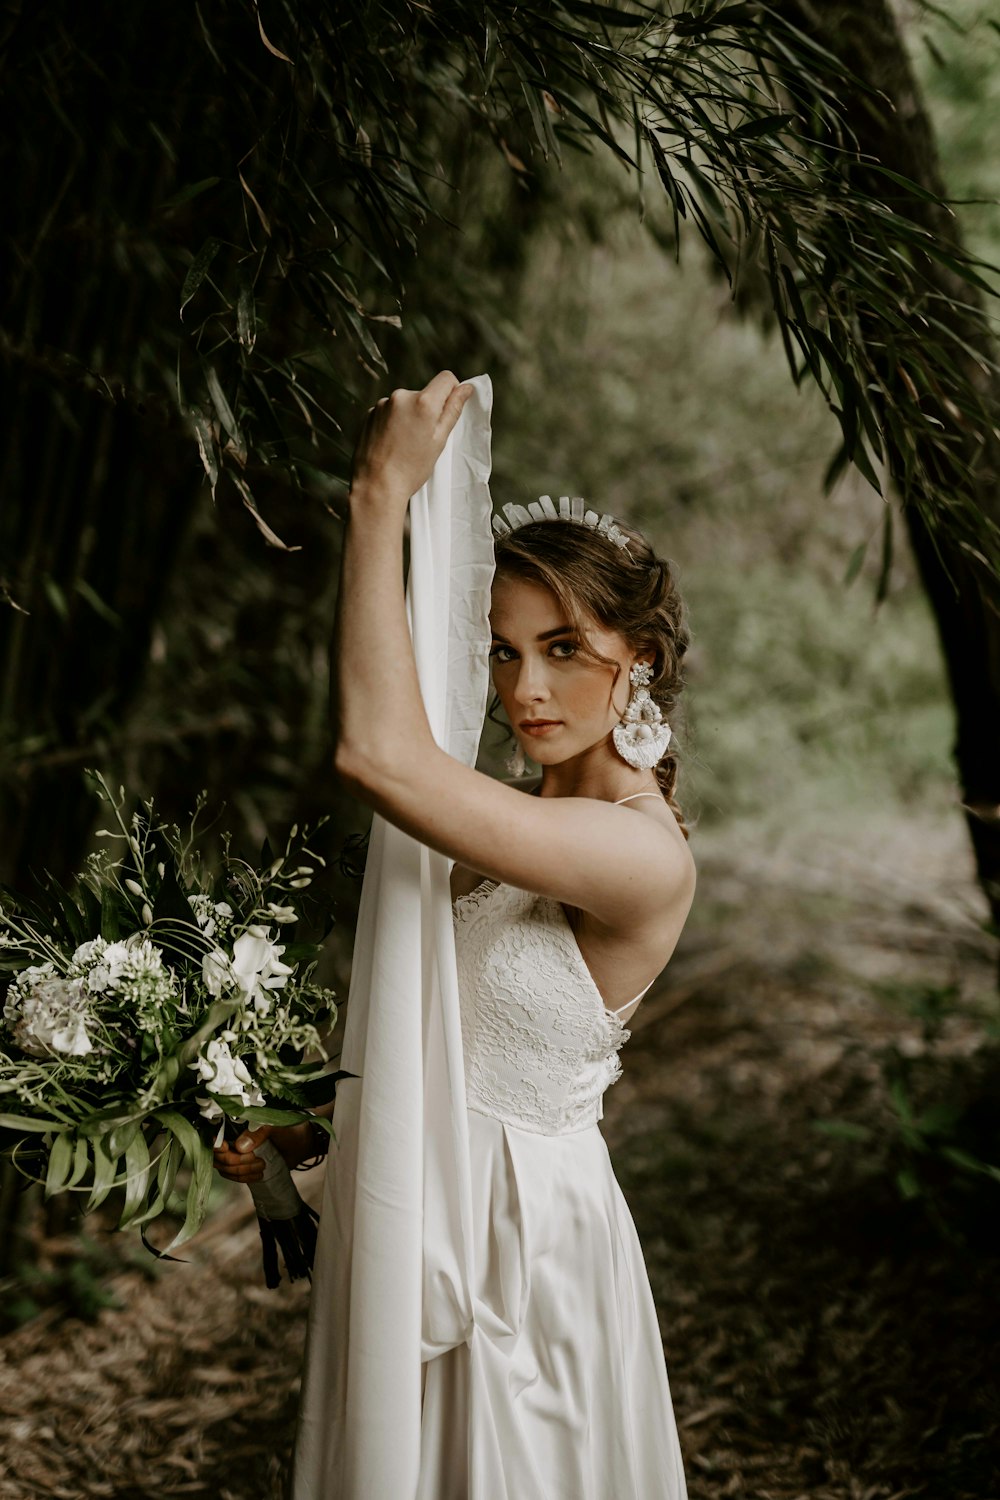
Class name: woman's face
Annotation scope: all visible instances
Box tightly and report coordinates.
[489,573,639,765]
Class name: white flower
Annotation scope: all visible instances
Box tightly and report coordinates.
[84,940,132,994]
[266,903,297,924]
[72,938,107,966]
[6,973,95,1058]
[188,896,234,941]
[51,1010,93,1056]
[187,893,215,937]
[202,948,233,996]
[230,927,294,1016]
[191,1037,266,1122]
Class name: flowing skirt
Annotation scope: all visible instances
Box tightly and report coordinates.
[292,1106,687,1500]
[417,1108,687,1500]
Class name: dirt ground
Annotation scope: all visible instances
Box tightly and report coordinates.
[1,815,998,1500]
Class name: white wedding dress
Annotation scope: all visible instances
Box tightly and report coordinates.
[289,375,687,1498]
[413,856,688,1499]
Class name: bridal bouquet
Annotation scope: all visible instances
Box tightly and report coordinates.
[0,772,346,1287]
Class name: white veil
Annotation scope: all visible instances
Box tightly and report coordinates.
[291,374,496,1499]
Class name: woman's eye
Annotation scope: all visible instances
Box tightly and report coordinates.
[489,645,516,663]
[550,641,577,658]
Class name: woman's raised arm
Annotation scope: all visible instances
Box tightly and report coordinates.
[332,373,693,930]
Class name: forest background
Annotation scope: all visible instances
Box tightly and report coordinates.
[1,2,999,1495]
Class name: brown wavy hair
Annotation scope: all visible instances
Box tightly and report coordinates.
[492,516,692,840]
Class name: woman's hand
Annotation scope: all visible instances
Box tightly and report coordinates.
[212,1120,317,1184]
[349,370,474,511]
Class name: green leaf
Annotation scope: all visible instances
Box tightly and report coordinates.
[0,1113,71,1134]
[86,1133,123,1213]
[43,575,68,620]
[842,540,867,587]
[237,278,257,354]
[152,855,199,933]
[731,112,794,140]
[161,176,221,213]
[824,441,851,496]
[44,1131,75,1199]
[189,407,219,497]
[896,1166,921,1200]
[150,1110,214,1253]
[101,883,122,941]
[179,236,221,318]
[297,1068,356,1107]
[132,1129,182,1231]
[106,1118,140,1160]
[118,1127,153,1230]
[205,366,245,456]
[73,579,122,629]
[217,1100,314,1127]
[875,502,893,603]
[66,1135,91,1190]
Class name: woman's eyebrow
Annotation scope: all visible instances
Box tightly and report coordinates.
[490,625,575,644]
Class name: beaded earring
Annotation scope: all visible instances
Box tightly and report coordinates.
[506,741,527,778]
[613,662,672,770]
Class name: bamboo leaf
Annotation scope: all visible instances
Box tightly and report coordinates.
[74,579,123,629]
[230,474,302,551]
[731,111,794,140]
[237,279,257,354]
[179,237,221,318]
[189,406,220,498]
[842,539,867,587]
[160,176,220,213]
[255,2,293,63]
[205,366,244,455]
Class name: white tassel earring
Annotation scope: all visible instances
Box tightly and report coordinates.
[613,662,672,770]
[506,740,527,778]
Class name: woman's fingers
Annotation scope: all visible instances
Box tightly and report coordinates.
[350,370,474,502]
[233,1122,273,1154]
[213,1143,266,1182]
[441,378,474,431]
[422,370,474,430]
[211,1123,273,1183]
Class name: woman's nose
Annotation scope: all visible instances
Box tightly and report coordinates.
[512,658,550,704]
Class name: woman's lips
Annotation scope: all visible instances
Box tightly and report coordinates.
[520,720,562,736]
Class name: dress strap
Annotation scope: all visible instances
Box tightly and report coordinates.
[610,978,655,1015]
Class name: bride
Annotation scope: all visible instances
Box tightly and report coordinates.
[215,371,696,1497]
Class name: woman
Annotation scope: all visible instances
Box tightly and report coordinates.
[215,371,696,1497]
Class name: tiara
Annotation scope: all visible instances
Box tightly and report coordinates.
[491,495,632,552]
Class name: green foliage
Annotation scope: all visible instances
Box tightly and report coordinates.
[911,0,1000,267]
[487,167,959,832]
[0,773,340,1257]
[3,0,995,562]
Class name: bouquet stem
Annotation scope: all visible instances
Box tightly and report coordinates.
[234,1126,321,1289]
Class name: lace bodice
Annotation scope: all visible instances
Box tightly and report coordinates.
[452,879,632,1136]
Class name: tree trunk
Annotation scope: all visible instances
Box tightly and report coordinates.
[772,0,1000,951]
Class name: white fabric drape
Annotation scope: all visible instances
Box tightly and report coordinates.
[291,373,496,1500]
